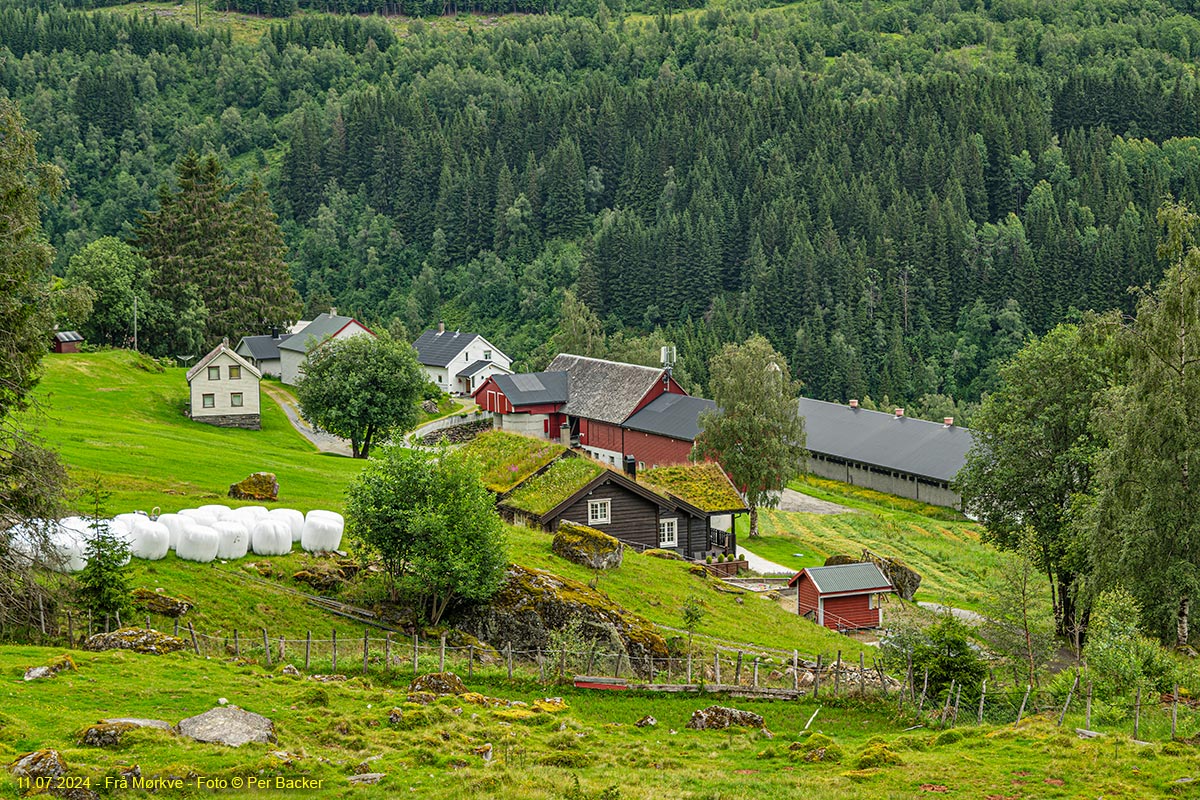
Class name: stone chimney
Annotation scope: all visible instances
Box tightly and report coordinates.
[944,417,954,427]
[894,408,905,418]
[437,321,445,334]
[849,399,859,409]
[560,423,571,447]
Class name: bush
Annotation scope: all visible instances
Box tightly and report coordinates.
[854,743,903,769]
[1084,589,1179,700]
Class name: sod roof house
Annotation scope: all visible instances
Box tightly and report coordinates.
[413,323,512,395]
[186,341,262,430]
[788,563,895,631]
[799,398,974,509]
[459,429,567,494]
[493,438,747,559]
[276,313,374,385]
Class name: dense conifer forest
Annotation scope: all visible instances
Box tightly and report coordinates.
[8,0,1200,413]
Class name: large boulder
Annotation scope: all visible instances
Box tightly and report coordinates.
[132,588,192,617]
[228,472,279,502]
[452,564,668,670]
[177,707,276,747]
[83,628,186,655]
[552,521,624,570]
[8,749,67,779]
[685,706,765,730]
[409,672,467,696]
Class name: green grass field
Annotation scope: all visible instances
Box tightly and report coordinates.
[29,350,365,514]
[1,644,1191,799]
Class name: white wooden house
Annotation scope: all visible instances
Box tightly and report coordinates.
[413,323,513,395]
[186,341,262,429]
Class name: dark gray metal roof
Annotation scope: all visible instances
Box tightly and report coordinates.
[236,333,292,361]
[799,397,974,483]
[623,393,716,441]
[53,331,83,343]
[493,371,569,406]
[457,359,498,378]
[548,354,666,425]
[802,563,892,594]
[278,314,365,353]
[413,329,480,367]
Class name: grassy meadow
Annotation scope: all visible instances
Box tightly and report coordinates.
[1,644,1191,800]
[29,350,365,514]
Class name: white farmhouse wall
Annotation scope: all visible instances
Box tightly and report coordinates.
[189,351,260,425]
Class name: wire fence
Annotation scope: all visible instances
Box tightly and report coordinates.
[15,611,1199,744]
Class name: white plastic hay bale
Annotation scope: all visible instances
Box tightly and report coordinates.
[199,504,233,520]
[129,518,170,561]
[156,513,194,550]
[47,517,92,573]
[114,512,145,530]
[268,508,305,542]
[301,512,343,553]
[177,525,220,563]
[213,520,250,560]
[230,505,270,522]
[251,519,292,556]
[178,508,218,528]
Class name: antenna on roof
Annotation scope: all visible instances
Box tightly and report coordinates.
[660,345,677,386]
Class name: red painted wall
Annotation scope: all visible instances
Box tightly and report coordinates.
[583,420,624,451]
[796,575,820,617]
[822,595,881,630]
[623,430,693,467]
[626,374,688,417]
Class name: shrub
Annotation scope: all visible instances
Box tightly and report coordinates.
[854,743,903,769]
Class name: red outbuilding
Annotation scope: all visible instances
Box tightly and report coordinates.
[789,563,894,631]
[51,330,84,353]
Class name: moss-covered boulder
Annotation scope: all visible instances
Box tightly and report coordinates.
[685,706,765,730]
[132,588,192,617]
[552,521,623,570]
[83,628,185,655]
[80,722,138,748]
[228,472,279,501]
[409,672,467,696]
[452,564,668,671]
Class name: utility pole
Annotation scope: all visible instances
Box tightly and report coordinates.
[133,294,138,352]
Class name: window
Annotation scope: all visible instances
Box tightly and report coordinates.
[202,393,215,409]
[229,365,241,380]
[484,349,492,361]
[437,373,443,383]
[638,461,645,471]
[869,593,880,610]
[230,392,243,408]
[588,499,610,525]
[658,518,678,548]
[207,366,220,380]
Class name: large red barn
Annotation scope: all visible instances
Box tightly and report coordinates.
[789,563,894,631]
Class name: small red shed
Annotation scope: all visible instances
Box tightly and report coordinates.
[51,330,84,353]
[789,563,894,631]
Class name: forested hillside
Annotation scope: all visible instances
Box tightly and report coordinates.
[7,0,1200,411]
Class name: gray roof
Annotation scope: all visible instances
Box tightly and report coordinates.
[236,333,292,361]
[493,371,569,406]
[278,313,364,353]
[623,393,716,441]
[458,359,499,378]
[800,563,892,594]
[54,331,83,343]
[548,354,666,425]
[413,329,480,367]
[799,397,974,483]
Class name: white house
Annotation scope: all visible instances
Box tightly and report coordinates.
[278,313,374,386]
[412,323,513,395]
[186,341,262,429]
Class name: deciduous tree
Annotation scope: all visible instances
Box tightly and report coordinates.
[693,335,806,537]
[65,237,149,348]
[296,333,425,458]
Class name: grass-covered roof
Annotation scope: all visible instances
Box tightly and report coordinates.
[502,457,606,516]
[639,462,747,513]
[460,429,566,493]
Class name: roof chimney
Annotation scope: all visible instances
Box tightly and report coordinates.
[437,321,445,334]
[894,407,905,418]
[329,306,337,316]
[849,399,859,409]
[944,417,954,427]
[271,327,279,340]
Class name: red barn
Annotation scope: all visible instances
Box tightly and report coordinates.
[621,393,715,469]
[51,330,84,353]
[789,563,894,631]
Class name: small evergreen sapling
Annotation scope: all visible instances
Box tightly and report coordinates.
[74,481,131,623]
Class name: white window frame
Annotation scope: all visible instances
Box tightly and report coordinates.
[207,365,220,381]
[201,393,215,409]
[230,392,243,408]
[484,349,492,360]
[869,593,880,610]
[588,499,611,525]
[229,365,241,380]
[658,517,678,548]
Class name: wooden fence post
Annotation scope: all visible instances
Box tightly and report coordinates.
[942,679,956,724]
[115,611,121,629]
[978,680,987,724]
[559,647,567,682]
[145,615,150,630]
[279,635,285,663]
[1085,682,1092,730]
[332,629,338,672]
[918,669,929,712]
[735,651,743,685]
[537,649,544,683]
[1057,673,1079,727]
[1134,685,1142,740]
[792,650,799,692]
[687,651,693,685]
[1016,685,1031,726]
[876,659,888,698]
[753,657,759,688]
[362,629,368,675]
[1173,683,1179,739]
[859,652,866,696]
[438,634,446,673]
[88,611,93,639]
[834,650,842,696]
[384,633,391,669]
[951,683,962,726]
[305,631,311,671]
[173,618,178,638]
[233,629,240,657]
[468,645,474,680]
[412,634,419,675]
[714,652,720,685]
[506,642,513,680]
[813,654,822,698]
[67,612,73,647]
[262,628,271,666]
[187,621,199,655]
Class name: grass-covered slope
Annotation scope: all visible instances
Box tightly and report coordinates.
[29,351,365,513]
[0,645,1190,799]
